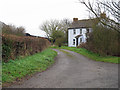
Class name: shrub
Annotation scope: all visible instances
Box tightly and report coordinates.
[2,34,50,62]
[55,37,65,47]
[79,25,120,56]
[2,24,25,36]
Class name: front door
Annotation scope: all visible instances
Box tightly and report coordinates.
[76,38,78,46]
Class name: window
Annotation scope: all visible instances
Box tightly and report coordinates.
[73,29,76,34]
[80,29,82,34]
[87,28,89,33]
[80,38,82,43]
[73,39,75,45]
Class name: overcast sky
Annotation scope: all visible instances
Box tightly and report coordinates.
[0,0,90,37]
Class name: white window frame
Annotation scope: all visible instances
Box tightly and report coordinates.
[73,29,76,34]
[87,28,89,33]
[80,29,82,34]
[73,39,75,45]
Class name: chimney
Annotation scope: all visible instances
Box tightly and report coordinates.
[100,13,106,18]
[73,18,78,22]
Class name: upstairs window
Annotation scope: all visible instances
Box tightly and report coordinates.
[80,29,82,34]
[73,29,76,34]
[87,28,89,33]
[73,39,75,45]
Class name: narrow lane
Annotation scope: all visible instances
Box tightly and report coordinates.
[9,49,118,88]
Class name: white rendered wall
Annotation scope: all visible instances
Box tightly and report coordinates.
[68,29,76,47]
[68,28,92,47]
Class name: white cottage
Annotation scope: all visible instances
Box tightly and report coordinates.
[68,18,93,47]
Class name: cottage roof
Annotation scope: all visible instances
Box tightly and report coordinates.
[69,19,95,29]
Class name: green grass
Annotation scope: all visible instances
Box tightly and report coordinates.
[59,49,73,57]
[51,46,119,64]
[2,49,57,83]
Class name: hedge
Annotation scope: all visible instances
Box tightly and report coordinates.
[2,34,50,62]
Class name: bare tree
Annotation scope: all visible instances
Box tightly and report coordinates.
[40,19,72,44]
[2,24,25,36]
[17,26,25,35]
[60,18,72,32]
[79,0,120,33]
[40,20,60,39]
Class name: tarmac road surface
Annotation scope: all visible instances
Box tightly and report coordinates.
[9,49,118,88]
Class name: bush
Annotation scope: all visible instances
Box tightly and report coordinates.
[55,37,65,47]
[2,24,25,36]
[2,34,50,62]
[79,25,120,56]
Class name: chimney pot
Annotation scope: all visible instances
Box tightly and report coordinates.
[100,13,106,18]
[73,18,78,22]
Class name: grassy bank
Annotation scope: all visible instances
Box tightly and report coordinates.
[2,49,57,84]
[51,46,119,64]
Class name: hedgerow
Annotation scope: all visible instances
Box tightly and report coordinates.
[2,34,50,62]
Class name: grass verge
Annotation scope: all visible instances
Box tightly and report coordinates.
[2,49,57,84]
[51,46,119,64]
